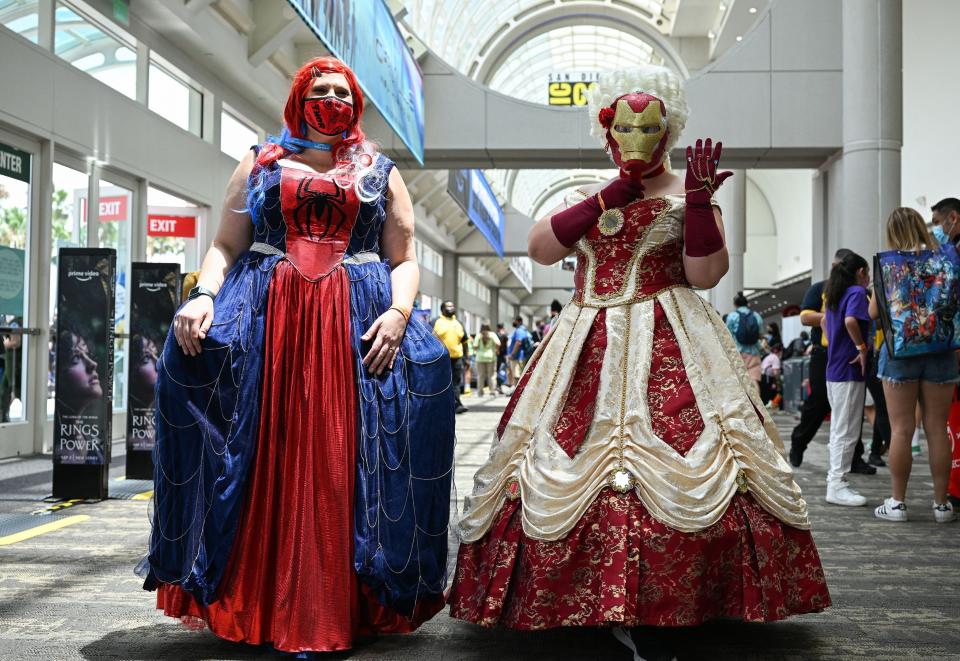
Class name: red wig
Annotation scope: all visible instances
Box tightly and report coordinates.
[256,57,368,168]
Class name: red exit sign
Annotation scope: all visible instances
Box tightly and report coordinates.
[81,195,128,221]
[147,214,196,238]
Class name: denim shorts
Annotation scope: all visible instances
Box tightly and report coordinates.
[877,344,960,385]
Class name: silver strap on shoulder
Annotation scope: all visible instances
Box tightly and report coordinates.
[249,242,283,256]
[249,242,380,265]
[343,251,381,265]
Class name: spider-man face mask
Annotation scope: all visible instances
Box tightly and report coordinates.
[599,93,669,175]
[304,97,354,136]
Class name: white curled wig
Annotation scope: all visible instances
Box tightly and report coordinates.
[586,66,689,167]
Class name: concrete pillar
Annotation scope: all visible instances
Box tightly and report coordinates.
[490,286,500,327]
[836,0,902,262]
[710,169,746,313]
[442,252,459,309]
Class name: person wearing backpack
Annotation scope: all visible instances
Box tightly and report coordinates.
[870,208,958,523]
[725,292,764,387]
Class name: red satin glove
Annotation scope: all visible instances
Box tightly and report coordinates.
[684,138,733,257]
[550,176,644,248]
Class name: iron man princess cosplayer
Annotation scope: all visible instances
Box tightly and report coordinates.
[450,67,830,632]
[139,58,455,654]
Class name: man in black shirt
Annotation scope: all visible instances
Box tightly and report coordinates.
[789,250,875,474]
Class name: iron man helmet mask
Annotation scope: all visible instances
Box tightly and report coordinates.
[601,92,670,174]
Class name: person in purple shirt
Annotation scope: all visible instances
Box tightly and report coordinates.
[823,251,872,507]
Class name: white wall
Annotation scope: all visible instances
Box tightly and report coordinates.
[901,0,960,211]
[748,169,814,283]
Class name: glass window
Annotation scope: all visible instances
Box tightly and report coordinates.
[55,2,137,100]
[147,186,201,273]
[0,143,31,422]
[1,0,40,43]
[220,108,259,161]
[97,177,133,412]
[49,162,89,416]
[149,55,203,136]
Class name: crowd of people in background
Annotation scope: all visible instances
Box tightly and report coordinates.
[725,198,960,523]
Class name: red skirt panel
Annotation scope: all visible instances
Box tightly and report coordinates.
[449,490,830,629]
[157,262,441,652]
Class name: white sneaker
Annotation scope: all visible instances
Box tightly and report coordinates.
[874,497,907,522]
[826,482,867,506]
[933,501,957,523]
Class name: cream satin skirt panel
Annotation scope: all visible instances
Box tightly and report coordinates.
[458,286,810,543]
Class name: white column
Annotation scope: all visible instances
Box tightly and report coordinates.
[442,252,459,309]
[710,169,746,314]
[836,0,902,262]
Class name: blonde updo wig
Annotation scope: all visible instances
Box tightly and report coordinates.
[587,65,688,163]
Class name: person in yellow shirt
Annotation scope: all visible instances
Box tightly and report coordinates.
[433,300,469,414]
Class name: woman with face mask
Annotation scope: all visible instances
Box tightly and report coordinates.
[449,65,829,659]
[143,57,455,654]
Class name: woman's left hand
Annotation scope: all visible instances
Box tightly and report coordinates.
[362,309,407,376]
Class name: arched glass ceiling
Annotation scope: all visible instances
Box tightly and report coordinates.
[402,0,670,79]
[487,25,661,104]
[487,169,617,219]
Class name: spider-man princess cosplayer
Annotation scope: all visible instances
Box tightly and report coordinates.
[140,57,456,655]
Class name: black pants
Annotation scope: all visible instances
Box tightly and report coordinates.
[791,348,829,452]
[451,357,464,409]
[866,353,890,456]
[791,347,871,461]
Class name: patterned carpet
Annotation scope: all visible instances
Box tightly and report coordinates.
[0,398,957,660]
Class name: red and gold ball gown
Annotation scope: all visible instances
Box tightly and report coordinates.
[450,193,830,629]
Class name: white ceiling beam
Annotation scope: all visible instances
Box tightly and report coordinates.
[184,0,217,13]
[249,2,302,68]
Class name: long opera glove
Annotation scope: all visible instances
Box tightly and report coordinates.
[550,176,644,248]
[684,138,733,257]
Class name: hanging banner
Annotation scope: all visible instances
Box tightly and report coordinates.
[447,169,505,257]
[147,213,196,238]
[53,248,116,499]
[285,0,425,164]
[125,262,179,479]
[509,256,534,294]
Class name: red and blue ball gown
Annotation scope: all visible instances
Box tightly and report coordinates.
[143,149,455,653]
[450,193,830,629]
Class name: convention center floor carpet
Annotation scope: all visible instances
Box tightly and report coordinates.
[1,397,957,660]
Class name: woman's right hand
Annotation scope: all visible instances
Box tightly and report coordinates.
[173,296,214,356]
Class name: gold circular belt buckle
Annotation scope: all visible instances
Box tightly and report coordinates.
[607,468,635,493]
[596,192,625,236]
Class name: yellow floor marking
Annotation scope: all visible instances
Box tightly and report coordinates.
[131,490,153,501]
[0,514,90,546]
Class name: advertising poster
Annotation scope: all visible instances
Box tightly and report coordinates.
[125,262,179,478]
[53,248,115,499]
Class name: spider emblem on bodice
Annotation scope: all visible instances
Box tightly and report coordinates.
[282,169,358,242]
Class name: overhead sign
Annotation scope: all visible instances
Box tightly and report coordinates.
[148,214,196,238]
[286,0,426,164]
[447,170,504,257]
[509,257,533,294]
[547,72,600,106]
[0,142,30,183]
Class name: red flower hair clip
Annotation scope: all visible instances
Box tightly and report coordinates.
[598,106,616,128]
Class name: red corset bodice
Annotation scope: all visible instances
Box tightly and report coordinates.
[572,195,688,307]
[279,166,360,280]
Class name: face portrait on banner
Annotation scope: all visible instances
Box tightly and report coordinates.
[54,250,116,466]
[126,263,179,459]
